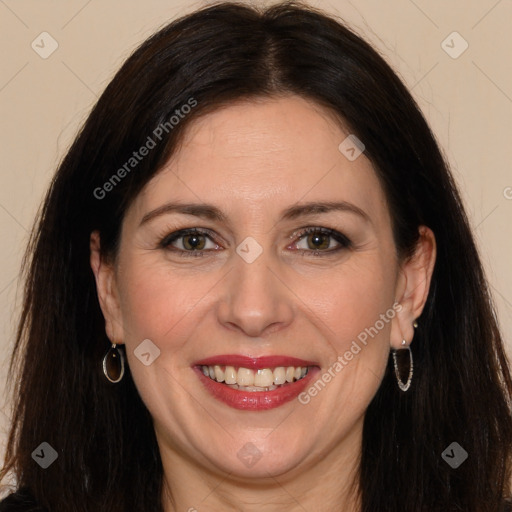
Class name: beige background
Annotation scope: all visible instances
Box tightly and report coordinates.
[1,0,511,471]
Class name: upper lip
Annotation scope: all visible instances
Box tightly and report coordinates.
[194,354,318,370]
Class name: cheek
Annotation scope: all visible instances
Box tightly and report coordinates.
[115,258,210,410]
[297,253,397,352]
[115,255,220,349]
[290,254,397,444]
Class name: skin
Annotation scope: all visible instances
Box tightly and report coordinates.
[90,95,436,512]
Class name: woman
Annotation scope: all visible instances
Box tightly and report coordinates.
[1,1,511,511]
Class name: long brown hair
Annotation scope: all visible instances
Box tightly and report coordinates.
[1,2,512,511]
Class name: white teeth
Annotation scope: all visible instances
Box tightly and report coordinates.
[254,368,274,388]
[237,367,254,386]
[273,367,286,385]
[214,365,224,382]
[200,364,310,389]
[237,384,278,392]
[224,365,237,384]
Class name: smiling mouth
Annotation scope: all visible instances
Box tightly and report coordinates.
[200,365,310,392]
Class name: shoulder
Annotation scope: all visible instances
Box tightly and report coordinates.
[0,488,46,512]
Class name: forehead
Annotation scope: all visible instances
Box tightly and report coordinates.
[128,95,389,226]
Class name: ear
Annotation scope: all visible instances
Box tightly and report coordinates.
[90,230,125,345]
[390,225,436,349]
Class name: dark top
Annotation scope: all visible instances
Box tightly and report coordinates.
[0,489,46,512]
[1,487,512,511]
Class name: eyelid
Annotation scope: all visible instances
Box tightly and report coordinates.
[160,226,352,255]
[287,226,352,251]
[159,227,220,249]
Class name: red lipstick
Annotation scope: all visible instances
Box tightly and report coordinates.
[194,354,318,369]
[193,354,320,411]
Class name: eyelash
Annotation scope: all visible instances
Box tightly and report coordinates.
[159,226,352,258]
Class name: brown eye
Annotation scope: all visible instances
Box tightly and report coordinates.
[292,227,352,255]
[305,232,330,250]
[182,233,206,250]
[160,228,219,254]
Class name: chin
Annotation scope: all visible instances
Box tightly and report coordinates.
[202,435,310,480]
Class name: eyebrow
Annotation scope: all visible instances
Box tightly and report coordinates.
[139,200,371,227]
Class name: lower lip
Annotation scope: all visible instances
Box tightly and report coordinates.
[194,367,320,411]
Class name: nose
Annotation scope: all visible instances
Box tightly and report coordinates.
[216,246,294,338]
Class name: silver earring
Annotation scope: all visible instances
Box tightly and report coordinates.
[102,343,125,383]
[392,341,413,392]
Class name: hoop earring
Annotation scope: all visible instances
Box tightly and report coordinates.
[102,343,125,383]
[392,342,413,392]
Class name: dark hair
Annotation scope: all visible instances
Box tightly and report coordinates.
[1,2,511,511]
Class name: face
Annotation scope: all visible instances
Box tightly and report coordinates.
[92,95,433,485]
